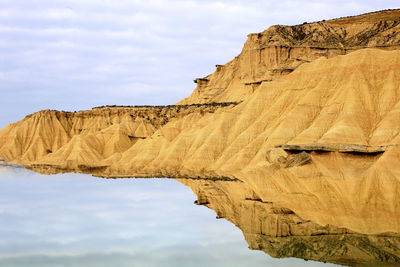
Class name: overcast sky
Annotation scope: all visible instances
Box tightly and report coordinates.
[0,0,399,128]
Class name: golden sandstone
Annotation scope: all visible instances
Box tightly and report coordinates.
[2,9,400,266]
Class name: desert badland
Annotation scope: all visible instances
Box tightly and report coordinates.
[2,9,400,266]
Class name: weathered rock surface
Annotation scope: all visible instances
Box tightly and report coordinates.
[178,9,400,104]
[0,103,237,165]
[1,47,400,236]
[178,178,400,267]
[1,9,400,247]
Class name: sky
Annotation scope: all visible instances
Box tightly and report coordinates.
[0,0,399,128]
[0,166,339,267]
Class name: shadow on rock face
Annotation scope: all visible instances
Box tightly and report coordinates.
[177,178,400,267]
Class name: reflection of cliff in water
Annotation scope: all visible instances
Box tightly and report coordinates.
[176,178,400,267]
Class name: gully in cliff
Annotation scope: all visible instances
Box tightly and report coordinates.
[1,8,400,267]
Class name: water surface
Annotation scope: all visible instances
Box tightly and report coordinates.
[0,166,337,266]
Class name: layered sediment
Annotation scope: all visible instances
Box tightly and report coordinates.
[0,103,237,165]
[178,9,400,104]
[1,9,400,266]
[178,178,400,266]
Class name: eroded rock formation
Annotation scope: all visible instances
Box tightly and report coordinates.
[178,9,400,104]
[1,9,400,265]
[0,103,237,165]
[177,178,400,266]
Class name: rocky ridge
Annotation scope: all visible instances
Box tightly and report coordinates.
[178,9,400,104]
[178,178,400,266]
[1,9,400,265]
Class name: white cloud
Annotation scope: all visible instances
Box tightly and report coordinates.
[45,8,79,19]
[0,0,399,128]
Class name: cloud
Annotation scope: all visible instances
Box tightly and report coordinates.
[0,0,399,128]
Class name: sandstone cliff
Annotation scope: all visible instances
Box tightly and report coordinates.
[178,178,400,266]
[0,103,237,165]
[178,9,400,104]
[1,9,400,266]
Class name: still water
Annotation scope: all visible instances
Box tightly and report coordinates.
[0,166,338,267]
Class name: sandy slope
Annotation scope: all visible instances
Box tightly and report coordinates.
[178,178,400,266]
[1,10,400,238]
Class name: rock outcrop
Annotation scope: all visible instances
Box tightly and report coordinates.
[178,178,400,266]
[1,9,400,265]
[2,47,400,236]
[0,103,237,165]
[178,9,400,104]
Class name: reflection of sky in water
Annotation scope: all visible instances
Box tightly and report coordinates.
[0,166,337,267]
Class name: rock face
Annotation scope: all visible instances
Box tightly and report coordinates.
[1,9,400,264]
[178,178,400,266]
[178,9,400,104]
[0,103,237,165]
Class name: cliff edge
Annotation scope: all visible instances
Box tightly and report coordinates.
[1,9,400,250]
[178,9,400,104]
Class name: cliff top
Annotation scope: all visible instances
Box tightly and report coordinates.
[249,8,400,48]
[327,8,400,24]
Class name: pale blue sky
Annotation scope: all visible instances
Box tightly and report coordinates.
[0,0,399,128]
